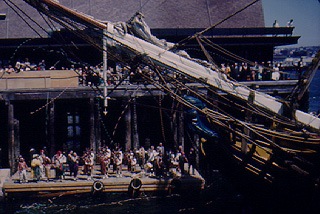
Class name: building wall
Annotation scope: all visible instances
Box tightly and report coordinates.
[0,0,264,39]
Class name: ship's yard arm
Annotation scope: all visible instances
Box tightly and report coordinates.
[23,0,320,131]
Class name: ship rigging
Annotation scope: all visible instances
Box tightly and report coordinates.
[6,0,320,188]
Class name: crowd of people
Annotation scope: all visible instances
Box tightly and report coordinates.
[17,143,197,183]
[1,57,294,89]
[220,61,288,82]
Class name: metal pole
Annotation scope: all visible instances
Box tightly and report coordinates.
[103,28,108,115]
[88,0,92,16]
[6,6,9,38]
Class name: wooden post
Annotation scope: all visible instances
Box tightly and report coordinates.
[95,101,102,150]
[242,90,255,154]
[8,103,15,174]
[171,111,178,149]
[89,98,96,153]
[14,119,20,168]
[49,102,55,158]
[125,98,132,152]
[194,134,200,169]
[132,97,139,150]
[178,109,185,152]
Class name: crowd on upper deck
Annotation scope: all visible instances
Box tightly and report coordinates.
[219,61,295,81]
[1,57,301,88]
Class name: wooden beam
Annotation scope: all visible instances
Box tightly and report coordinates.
[132,97,139,150]
[178,107,185,152]
[49,102,55,158]
[89,98,96,152]
[95,101,102,151]
[125,98,132,151]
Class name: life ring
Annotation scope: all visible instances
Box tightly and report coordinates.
[93,181,104,192]
[128,178,142,197]
[129,178,142,190]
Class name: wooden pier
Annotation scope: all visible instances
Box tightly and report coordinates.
[2,164,205,198]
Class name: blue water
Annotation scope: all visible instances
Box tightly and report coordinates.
[309,69,320,113]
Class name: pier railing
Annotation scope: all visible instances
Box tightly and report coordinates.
[0,70,79,90]
[0,70,299,95]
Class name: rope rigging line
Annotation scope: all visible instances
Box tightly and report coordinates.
[7,0,49,35]
[159,94,167,144]
[138,0,153,13]
[4,0,43,38]
[5,2,92,76]
[96,98,114,143]
[111,85,141,137]
[38,9,86,65]
[144,0,168,16]
[140,72,271,152]
[200,36,291,75]
[174,0,260,48]
[112,97,133,137]
[30,84,71,115]
[140,67,319,158]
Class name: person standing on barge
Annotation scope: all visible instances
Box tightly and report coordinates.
[114,147,123,177]
[31,154,41,181]
[188,147,197,175]
[40,149,51,181]
[18,157,28,183]
[52,151,63,180]
[70,152,79,180]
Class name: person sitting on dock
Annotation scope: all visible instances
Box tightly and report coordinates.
[18,156,28,183]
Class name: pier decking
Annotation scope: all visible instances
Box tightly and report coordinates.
[2,164,205,198]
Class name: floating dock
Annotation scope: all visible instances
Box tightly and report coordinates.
[2,164,205,198]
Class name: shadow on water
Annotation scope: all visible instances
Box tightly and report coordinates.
[2,170,320,213]
[0,171,250,214]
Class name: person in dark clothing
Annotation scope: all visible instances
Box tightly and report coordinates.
[188,148,197,175]
[155,153,165,177]
[231,63,240,80]
[179,151,188,176]
[67,150,74,176]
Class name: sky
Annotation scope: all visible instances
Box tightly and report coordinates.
[262,0,320,47]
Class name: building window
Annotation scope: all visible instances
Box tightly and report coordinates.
[66,112,81,151]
